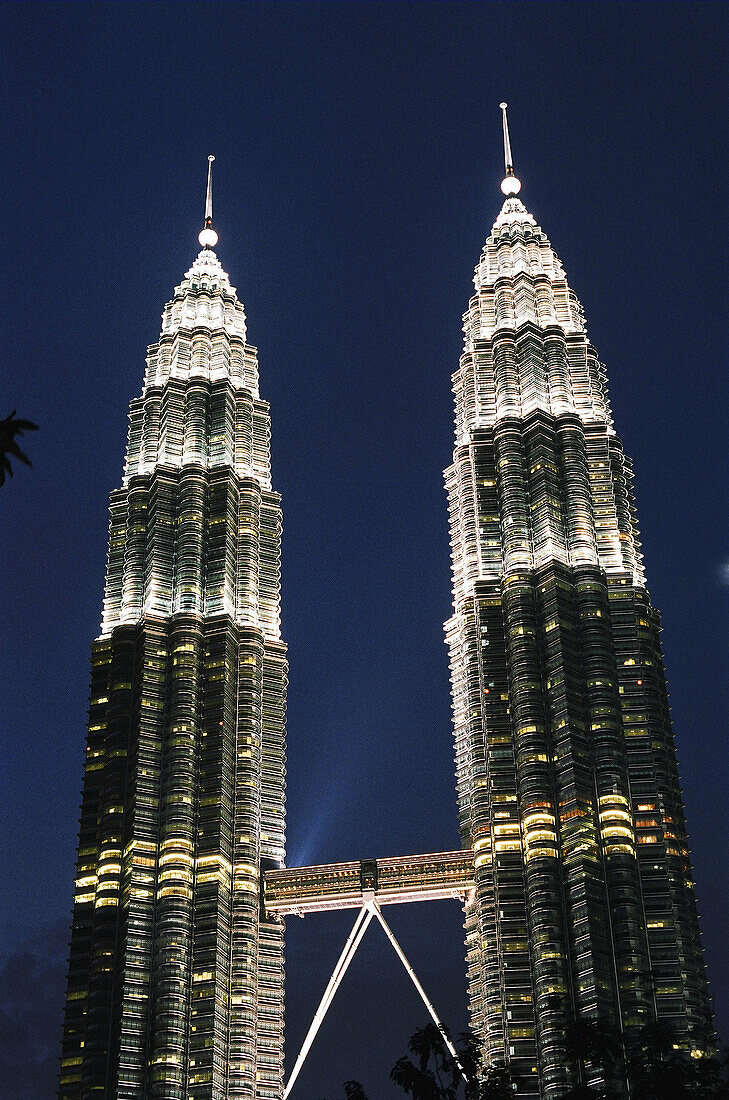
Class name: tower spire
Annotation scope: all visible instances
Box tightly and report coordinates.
[498,103,521,196]
[198,154,219,249]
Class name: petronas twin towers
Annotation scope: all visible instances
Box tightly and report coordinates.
[59,113,713,1098]
[60,241,287,1097]
[445,182,712,1089]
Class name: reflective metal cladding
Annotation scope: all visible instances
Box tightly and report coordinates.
[59,239,287,1099]
[444,185,714,1093]
[59,133,715,1100]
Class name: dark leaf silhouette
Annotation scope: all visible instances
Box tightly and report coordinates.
[476,1064,513,1100]
[562,1086,605,1100]
[390,1024,515,1099]
[318,1082,369,1100]
[390,1023,459,1098]
[343,1082,368,1100]
[564,1011,622,1080]
[626,1019,729,1099]
[0,410,38,486]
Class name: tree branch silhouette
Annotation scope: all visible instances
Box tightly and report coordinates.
[0,410,38,486]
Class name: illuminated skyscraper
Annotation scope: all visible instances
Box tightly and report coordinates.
[59,160,287,1099]
[445,107,714,1094]
[59,118,716,1100]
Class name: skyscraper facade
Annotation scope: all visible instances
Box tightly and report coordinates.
[445,113,713,1095]
[59,175,287,1099]
[58,122,716,1100]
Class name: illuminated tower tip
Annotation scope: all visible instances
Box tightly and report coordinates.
[198,154,219,249]
[499,102,521,196]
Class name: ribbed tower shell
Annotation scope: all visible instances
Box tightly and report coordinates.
[445,194,713,1095]
[59,246,287,1100]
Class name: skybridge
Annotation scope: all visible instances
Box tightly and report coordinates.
[264,850,476,1097]
[264,849,475,916]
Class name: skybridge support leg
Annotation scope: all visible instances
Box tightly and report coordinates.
[283,904,374,1099]
[284,896,469,1096]
[370,900,469,1084]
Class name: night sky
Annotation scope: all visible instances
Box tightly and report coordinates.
[1,2,727,1097]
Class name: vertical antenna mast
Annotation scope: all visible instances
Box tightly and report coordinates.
[199,155,219,249]
[205,154,214,225]
[499,103,521,196]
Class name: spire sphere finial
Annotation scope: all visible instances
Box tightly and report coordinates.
[499,103,522,196]
[198,155,219,249]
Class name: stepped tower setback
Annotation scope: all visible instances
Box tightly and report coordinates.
[444,106,713,1094]
[58,118,716,1099]
[59,160,287,1100]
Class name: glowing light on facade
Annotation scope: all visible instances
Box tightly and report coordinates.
[59,165,287,1099]
[445,108,713,1096]
[59,117,716,1100]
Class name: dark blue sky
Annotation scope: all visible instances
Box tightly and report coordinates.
[0,2,727,1096]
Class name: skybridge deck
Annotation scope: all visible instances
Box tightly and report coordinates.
[264,849,475,916]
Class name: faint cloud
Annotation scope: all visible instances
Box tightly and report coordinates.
[0,919,68,1099]
[719,561,729,586]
